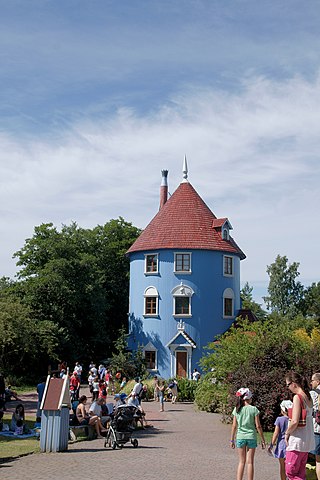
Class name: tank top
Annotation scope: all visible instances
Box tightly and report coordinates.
[287,397,315,452]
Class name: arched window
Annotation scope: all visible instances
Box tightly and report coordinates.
[144,286,159,316]
[171,284,194,317]
[222,228,229,240]
[223,288,234,318]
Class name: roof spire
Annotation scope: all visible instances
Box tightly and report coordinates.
[182,155,188,183]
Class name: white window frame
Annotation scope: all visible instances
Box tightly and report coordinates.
[174,252,192,274]
[223,255,234,277]
[223,288,235,318]
[222,227,229,240]
[143,342,157,371]
[144,253,159,274]
[171,284,194,318]
[143,286,159,316]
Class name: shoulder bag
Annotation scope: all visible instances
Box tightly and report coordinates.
[288,394,307,427]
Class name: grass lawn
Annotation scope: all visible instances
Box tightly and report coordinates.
[263,431,272,444]
[15,385,37,395]
[0,415,40,462]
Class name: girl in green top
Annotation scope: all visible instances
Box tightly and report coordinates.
[230,388,266,480]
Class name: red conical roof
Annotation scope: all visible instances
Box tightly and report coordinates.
[127,182,245,259]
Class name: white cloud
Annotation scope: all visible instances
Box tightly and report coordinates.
[1,73,319,303]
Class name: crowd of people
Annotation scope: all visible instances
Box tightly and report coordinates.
[0,360,196,429]
[230,370,320,480]
[61,361,186,437]
[6,360,320,480]
[69,371,152,435]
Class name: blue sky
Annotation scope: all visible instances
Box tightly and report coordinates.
[1,0,320,304]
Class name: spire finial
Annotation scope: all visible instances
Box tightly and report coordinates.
[182,155,188,183]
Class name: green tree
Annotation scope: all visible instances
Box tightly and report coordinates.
[109,328,148,379]
[263,255,305,317]
[109,327,132,375]
[0,295,63,378]
[0,276,16,293]
[304,282,320,319]
[240,282,267,321]
[13,218,140,363]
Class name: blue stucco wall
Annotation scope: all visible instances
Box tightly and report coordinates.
[128,248,241,379]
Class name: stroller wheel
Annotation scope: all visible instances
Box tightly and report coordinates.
[132,439,138,448]
[106,429,113,447]
[112,441,117,450]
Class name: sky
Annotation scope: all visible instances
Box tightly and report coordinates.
[1,0,320,305]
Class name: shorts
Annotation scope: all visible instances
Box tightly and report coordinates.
[310,433,320,456]
[236,438,257,449]
[79,418,89,425]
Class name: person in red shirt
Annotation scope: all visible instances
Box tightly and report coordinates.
[70,371,80,400]
[98,379,108,400]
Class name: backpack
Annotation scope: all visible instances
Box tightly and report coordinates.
[315,393,320,425]
[138,383,145,400]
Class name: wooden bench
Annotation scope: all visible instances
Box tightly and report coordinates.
[69,424,96,441]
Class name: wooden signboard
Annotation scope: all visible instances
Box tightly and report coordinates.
[40,375,70,411]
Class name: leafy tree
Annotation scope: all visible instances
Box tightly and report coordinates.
[240,282,267,321]
[13,218,140,364]
[109,328,148,379]
[131,346,149,379]
[0,295,63,379]
[0,276,16,293]
[304,282,320,319]
[263,255,305,317]
[109,327,132,375]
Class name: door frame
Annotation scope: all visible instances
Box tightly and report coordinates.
[169,345,193,378]
[176,351,188,378]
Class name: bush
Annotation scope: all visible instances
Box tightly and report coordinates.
[176,377,198,402]
[227,354,289,430]
[199,317,320,430]
[120,378,154,401]
[194,376,228,413]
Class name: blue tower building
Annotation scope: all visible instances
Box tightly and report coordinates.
[127,159,246,379]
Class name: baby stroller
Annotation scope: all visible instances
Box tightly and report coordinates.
[104,405,139,449]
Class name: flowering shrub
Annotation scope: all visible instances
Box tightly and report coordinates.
[199,317,320,430]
